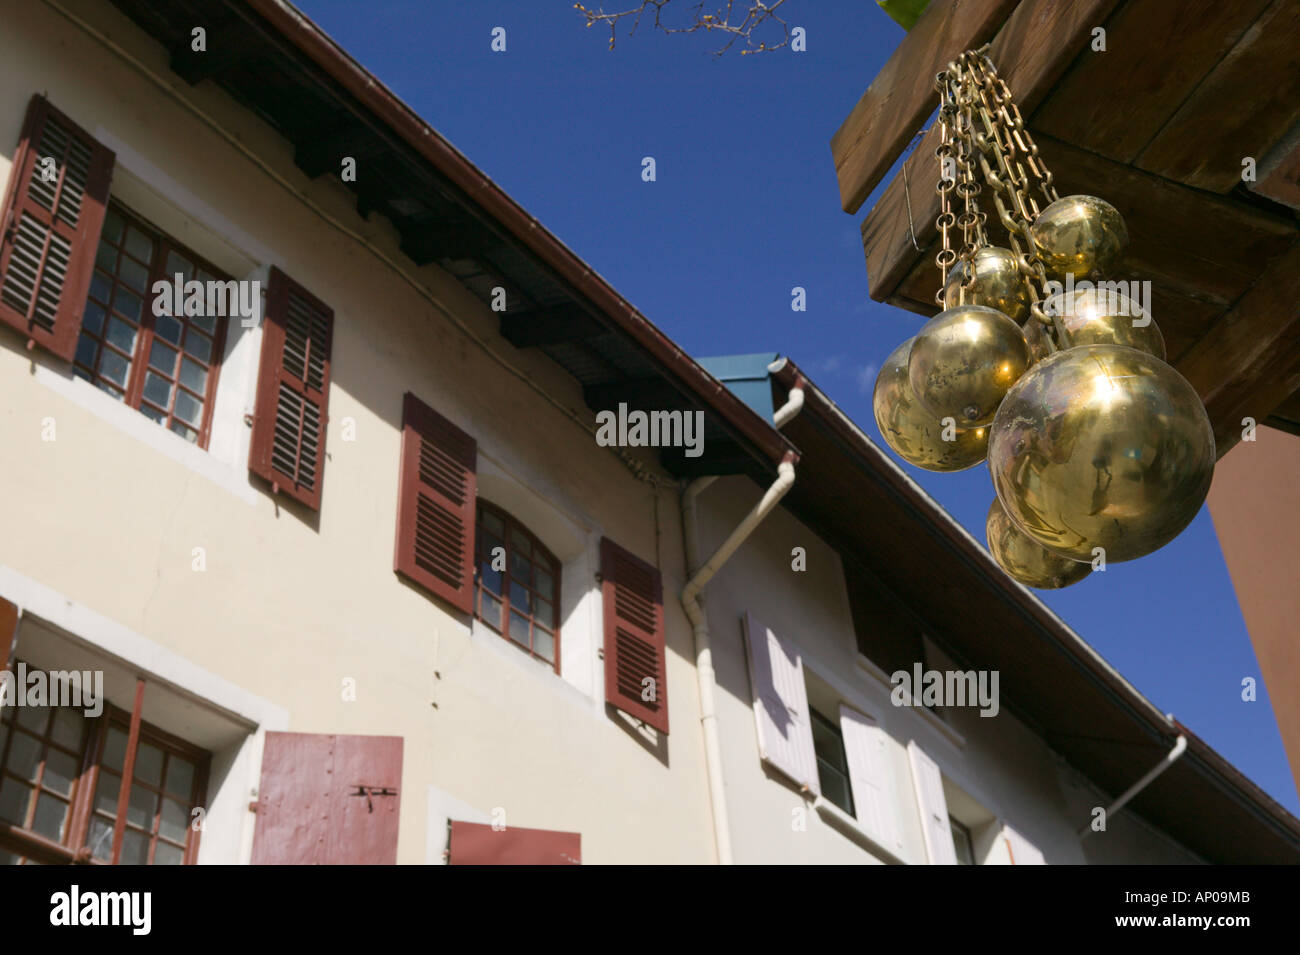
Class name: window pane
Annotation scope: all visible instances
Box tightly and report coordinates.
[509,581,530,614]
[74,333,98,370]
[0,779,33,824]
[112,287,142,323]
[0,722,7,761]
[8,731,42,780]
[143,372,173,409]
[43,748,78,796]
[191,313,216,336]
[95,769,121,816]
[165,757,194,798]
[179,357,207,394]
[508,612,530,647]
[165,249,193,283]
[87,816,115,861]
[174,390,202,427]
[479,561,502,596]
[50,707,85,751]
[15,704,47,732]
[106,316,137,354]
[124,226,154,263]
[134,743,164,787]
[0,849,21,865]
[103,727,128,772]
[168,421,198,443]
[126,785,157,829]
[149,338,178,373]
[99,348,130,388]
[90,270,112,304]
[95,241,117,273]
[185,328,212,363]
[535,598,554,627]
[481,510,504,537]
[83,301,106,336]
[512,553,532,585]
[534,628,555,663]
[153,841,184,866]
[512,531,533,557]
[102,207,124,244]
[31,795,68,841]
[140,404,166,426]
[480,592,502,631]
[120,828,149,865]
[535,567,554,600]
[119,255,149,293]
[159,798,187,842]
[819,767,854,816]
[154,314,183,346]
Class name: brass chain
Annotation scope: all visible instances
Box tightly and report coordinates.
[934,59,987,308]
[933,69,959,306]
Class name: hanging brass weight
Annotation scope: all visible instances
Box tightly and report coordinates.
[907,304,1030,429]
[1031,195,1129,282]
[987,344,1216,563]
[985,496,1090,589]
[942,246,1030,322]
[873,337,988,472]
[1041,286,1165,360]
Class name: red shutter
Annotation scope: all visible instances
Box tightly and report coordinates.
[600,537,669,734]
[0,95,114,360]
[393,392,477,614]
[251,732,403,865]
[448,821,581,865]
[249,267,333,510]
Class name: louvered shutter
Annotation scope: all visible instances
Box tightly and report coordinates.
[1003,824,1047,865]
[600,537,669,734]
[0,96,114,360]
[840,704,902,852]
[907,740,958,864]
[249,267,333,510]
[448,822,581,865]
[742,612,818,792]
[393,393,477,614]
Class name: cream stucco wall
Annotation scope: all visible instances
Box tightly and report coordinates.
[0,0,713,864]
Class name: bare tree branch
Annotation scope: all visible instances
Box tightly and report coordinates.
[574,1,791,56]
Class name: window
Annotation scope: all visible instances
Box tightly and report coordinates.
[0,665,209,865]
[950,815,976,865]
[811,708,854,816]
[72,203,229,447]
[475,500,560,669]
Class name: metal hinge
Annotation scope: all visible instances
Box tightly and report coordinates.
[351,785,398,813]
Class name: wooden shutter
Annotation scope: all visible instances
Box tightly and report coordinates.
[248,267,333,510]
[840,704,902,852]
[600,537,669,734]
[447,821,581,865]
[1003,824,1047,865]
[743,612,817,792]
[0,95,114,360]
[250,732,402,865]
[907,740,958,864]
[393,392,477,614]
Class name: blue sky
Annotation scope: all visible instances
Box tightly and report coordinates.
[295,0,1296,813]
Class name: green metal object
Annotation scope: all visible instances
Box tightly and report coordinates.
[877,0,932,30]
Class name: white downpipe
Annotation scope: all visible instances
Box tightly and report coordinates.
[1079,722,1187,839]
[681,379,804,865]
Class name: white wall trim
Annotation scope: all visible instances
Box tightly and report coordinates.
[425,785,491,865]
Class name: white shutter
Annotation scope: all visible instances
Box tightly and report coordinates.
[840,705,902,852]
[1003,824,1047,865]
[907,741,958,864]
[743,613,818,793]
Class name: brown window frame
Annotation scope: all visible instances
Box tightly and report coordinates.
[72,200,230,449]
[0,665,211,866]
[474,500,562,673]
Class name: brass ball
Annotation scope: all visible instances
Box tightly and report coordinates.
[1032,195,1128,282]
[1023,318,1053,367]
[987,344,1216,563]
[908,304,1030,429]
[944,246,1030,322]
[986,497,1090,590]
[1042,286,1165,359]
[873,337,988,472]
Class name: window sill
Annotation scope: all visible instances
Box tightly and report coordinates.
[813,796,908,865]
[855,653,967,749]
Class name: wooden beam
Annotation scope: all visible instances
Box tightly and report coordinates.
[1034,0,1272,168]
[862,132,1297,307]
[1176,241,1300,457]
[583,379,690,414]
[499,306,606,348]
[829,0,1019,215]
[857,0,1125,296]
[1135,0,1300,193]
[1250,120,1300,213]
[399,221,496,265]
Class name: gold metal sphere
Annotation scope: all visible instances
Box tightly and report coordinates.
[1042,286,1165,360]
[1032,195,1129,282]
[944,246,1030,322]
[986,497,1091,590]
[1023,318,1052,367]
[873,338,988,472]
[908,304,1031,428]
[987,344,1216,564]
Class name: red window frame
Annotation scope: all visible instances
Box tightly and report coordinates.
[474,500,562,672]
[73,201,230,448]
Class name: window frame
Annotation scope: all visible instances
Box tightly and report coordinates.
[73,200,230,449]
[473,500,562,673]
[949,814,976,866]
[0,666,211,866]
[810,707,855,817]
